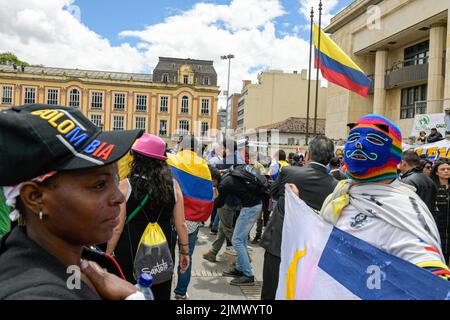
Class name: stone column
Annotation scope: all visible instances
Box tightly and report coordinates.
[427,23,446,113]
[373,49,388,116]
[443,16,450,110]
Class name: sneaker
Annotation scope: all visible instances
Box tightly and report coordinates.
[250,237,261,245]
[202,251,217,263]
[210,230,218,235]
[222,268,244,278]
[174,293,189,300]
[224,246,237,256]
[230,275,255,286]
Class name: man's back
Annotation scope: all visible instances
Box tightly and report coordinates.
[400,168,437,211]
[260,163,338,257]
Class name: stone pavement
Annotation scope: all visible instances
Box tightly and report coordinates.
[172,222,265,300]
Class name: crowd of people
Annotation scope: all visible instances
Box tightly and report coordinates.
[0,104,450,300]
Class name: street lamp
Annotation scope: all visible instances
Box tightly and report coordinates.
[221,54,235,130]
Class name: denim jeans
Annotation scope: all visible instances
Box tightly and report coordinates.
[173,227,199,296]
[232,203,262,277]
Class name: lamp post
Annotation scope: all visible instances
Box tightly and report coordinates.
[221,54,235,130]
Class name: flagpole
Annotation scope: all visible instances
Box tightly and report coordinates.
[313,0,322,135]
[305,7,314,146]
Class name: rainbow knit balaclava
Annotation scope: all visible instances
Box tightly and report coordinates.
[344,114,402,182]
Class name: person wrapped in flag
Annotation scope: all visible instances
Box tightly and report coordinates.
[320,115,450,280]
[277,115,450,300]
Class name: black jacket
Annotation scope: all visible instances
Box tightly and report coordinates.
[330,169,347,181]
[260,163,338,257]
[400,168,437,211]
[432,186,450,260]
[427,132,443,143]
[0,227,99,300]
[215,173,262,208]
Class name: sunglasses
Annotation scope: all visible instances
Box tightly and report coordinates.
[424,165,432,169]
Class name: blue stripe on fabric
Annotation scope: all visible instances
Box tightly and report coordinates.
[315,49,371,88]
[318,227,450,300]
[170,166,214,202]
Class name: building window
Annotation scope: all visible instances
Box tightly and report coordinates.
[181,96,189,114]
[135,94,147,112]
[113,115,125,131]
[203,77,210,85]
[47,89,59,105]
[404,40,429,66]
[135,116,147,131]
[400,85,427,119]
[162,73,169,83]
[91,92,103,109]
[113,93,126,111]
[201,99,210,115]
[201,122,209,136]
[159,120,168,136]
[183,75,189,85]
[68,88,80,108]
[90,114,103,129]
[160,96,169,113]
[24,88,36,104]
[2,86,13,104]
[179,120,189,134]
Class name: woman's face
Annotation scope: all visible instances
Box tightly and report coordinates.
[41,164,124,246]
[436,163,450,182]
[423,163,432,176]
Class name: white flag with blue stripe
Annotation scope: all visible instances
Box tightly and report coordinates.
[276,189,450,300]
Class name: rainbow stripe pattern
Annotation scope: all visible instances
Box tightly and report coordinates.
[345,114,402,182]
[314,23,371,97]
[167,150,214,222]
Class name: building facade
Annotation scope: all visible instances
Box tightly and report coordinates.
[324,0,450,140]
[226,93,241,130]
[237,70,327,135]
[0,57,220,146]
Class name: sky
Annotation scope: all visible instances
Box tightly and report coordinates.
[0,0,354,108]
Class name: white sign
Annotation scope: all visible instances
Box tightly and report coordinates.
[410,113,446,137]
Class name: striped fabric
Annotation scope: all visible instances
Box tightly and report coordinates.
[314,23,371,97]
[167,150,214,222]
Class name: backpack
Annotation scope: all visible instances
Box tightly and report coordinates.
[231,164,269,197]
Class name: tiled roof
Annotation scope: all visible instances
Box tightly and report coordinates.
[0,64,153,82]
[254,117,325,134]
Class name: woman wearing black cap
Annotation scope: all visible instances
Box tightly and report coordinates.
[0,104,145,300]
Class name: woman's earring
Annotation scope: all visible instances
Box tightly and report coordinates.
[39,210,43,220]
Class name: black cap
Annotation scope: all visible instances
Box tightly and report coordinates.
[0,104,143,186]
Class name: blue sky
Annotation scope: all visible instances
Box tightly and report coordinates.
[73,0,354,47]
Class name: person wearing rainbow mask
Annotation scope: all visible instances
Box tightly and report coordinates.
[320,114,450,278]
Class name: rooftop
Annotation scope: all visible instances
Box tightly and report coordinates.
[0,64,153,82]
[254,117,325,134]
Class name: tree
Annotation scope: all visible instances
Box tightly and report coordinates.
[0,52,30,66]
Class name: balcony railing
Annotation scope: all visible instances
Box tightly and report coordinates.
[385,57,429,90]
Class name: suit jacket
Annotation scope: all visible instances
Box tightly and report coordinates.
[259,163,338,257]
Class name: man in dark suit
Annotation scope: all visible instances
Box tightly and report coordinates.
[329,157,347,181]
[259,136,338,300]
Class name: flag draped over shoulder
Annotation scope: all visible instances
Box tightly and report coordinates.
[276,189,450,300]
[314,23,371,97]
[167,150,214,222]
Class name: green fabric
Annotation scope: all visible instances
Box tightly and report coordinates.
[0,189,10,237]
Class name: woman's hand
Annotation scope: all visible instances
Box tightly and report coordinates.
[81,260,138,300]
[179,253,190,273]
[286,183,300,197]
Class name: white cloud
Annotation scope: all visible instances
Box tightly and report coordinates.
[0,0,317,109]
[297,0,341,28]
[121,0,310,108]
[0,0,145,72]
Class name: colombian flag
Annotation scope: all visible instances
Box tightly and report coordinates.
[314,23,371,97]
[167,150,214,222]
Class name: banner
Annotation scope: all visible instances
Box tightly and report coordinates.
[410,113,446,138]
[276,190,450,300]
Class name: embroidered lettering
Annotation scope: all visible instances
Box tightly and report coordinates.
[84,140,101,154]
[40,110,59,120]
[48,112,64,127]
[57,120,76,135]
[94,144,115,160]
[65,127,89,147]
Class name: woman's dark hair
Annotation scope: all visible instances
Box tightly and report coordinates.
[209,166,221,183]
[129,152,175,211]
[419,159,432,170]
[430,158,450,187]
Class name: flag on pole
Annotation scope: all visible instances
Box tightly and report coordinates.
[314,23,372,97]
[276,189,450,300]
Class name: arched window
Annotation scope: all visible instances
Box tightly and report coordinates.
[68,88,80,108]
[162,73,169,83]
[181,96,189,114]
